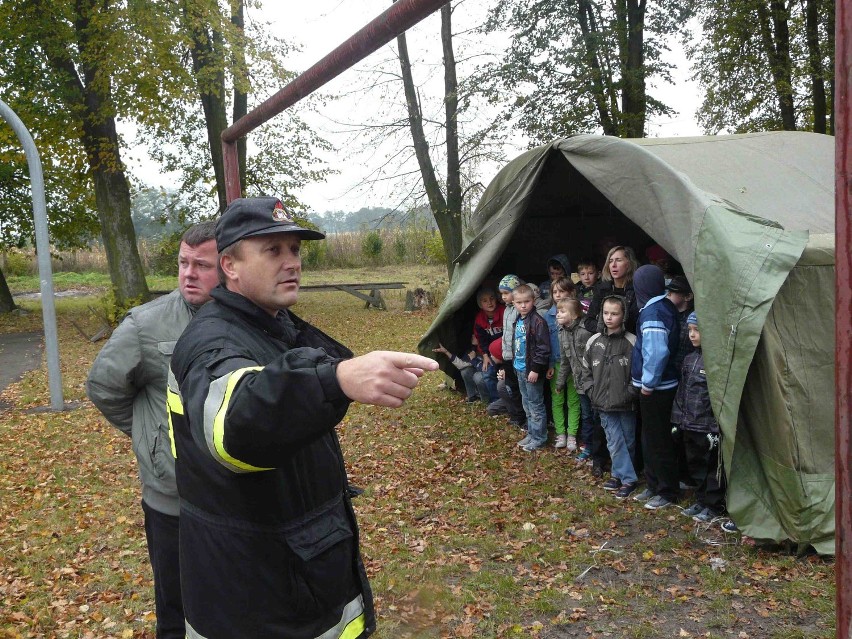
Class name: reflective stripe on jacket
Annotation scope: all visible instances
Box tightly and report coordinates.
[169,285,375,639]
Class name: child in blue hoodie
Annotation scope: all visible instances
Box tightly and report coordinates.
[630,265,681,511]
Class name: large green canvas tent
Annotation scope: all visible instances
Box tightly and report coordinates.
[419,132,836,555]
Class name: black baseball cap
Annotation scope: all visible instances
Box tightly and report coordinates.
[666,275,692,294]
[216,197,325,252]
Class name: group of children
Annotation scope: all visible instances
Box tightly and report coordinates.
[435,247,736,533]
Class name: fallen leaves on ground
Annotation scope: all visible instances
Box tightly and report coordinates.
[1,286,836,638]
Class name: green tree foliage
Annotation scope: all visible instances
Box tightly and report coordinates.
[140,0,333,217]
[0,0,190,304]
[689,0,834,134]
[476,0,693,140]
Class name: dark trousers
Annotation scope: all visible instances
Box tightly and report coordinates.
[142,501,185,639]
[578,393,595,446]
[682,430,725,511]
[588,404,610,470]
[502,363,526,423]
[640,388,680,501]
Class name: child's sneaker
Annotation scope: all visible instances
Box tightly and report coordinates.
[554,434,567,448]
[644,495,674,510]
[602,478,622,491]
[680,502,704,518]
[693,508,723,524]
[517,435,531,448]
[721,519,739,533]
[566,435,578,452]
[632,487,655,502]
[576,448,591,462]
[615,482,637,499]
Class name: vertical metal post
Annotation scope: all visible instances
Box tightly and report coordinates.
[837,0,852,635]
[0,99,64,411]
[221,0,450,203]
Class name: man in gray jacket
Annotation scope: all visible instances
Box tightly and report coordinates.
[86,221,218,639]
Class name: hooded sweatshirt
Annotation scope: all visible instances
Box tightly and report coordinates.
[539,253,572,306]
[630,265,680,392]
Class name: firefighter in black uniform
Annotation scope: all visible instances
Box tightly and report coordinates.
[167,197,437,639]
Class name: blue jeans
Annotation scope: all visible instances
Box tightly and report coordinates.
[482,360,500,403]
[516,371,547,447]
[599,410,637,484]
[459,366,490,404]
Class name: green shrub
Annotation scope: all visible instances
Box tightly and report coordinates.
[361,231,384,261]
[302,239,327,269]
[148,231,183,276]
[2,250,34,276]
[393,234,407,262]
[425,231,446,265]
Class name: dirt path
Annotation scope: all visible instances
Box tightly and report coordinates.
[0,332,43,404]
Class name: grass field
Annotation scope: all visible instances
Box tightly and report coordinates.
[0,268,835,638]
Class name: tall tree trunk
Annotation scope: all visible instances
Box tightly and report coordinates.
[185,2,229,211]
[613,0,646,137]
[826,0,836,134]
[441,5,462,236]
[0,266,16,313]
[397,25,461,279]
[804,0,827,132]
[231,0,248,195]
[622,0,646,137]
[757,0,796,130]
[577,0,618,135]
[51,0,149,306]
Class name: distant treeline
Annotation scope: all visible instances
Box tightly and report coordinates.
[129,189,438,240]
[304,206,437,235]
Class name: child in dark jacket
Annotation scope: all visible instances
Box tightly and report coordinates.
[581,295,638,499]
[511,284,551,452]
[672,312,725,523]
[575,257,603,314]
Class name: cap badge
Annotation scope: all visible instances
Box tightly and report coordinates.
[272,201,293,223]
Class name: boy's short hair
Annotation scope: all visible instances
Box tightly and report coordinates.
[512,284,534,300]
[551,277,576,295]
[601,295,627,315]
[557,298,583,316]
[476,286,497,304]
[576,257,597,271]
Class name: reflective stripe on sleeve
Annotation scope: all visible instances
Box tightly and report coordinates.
[166,388,183,459]
[202,366,273,473]
[166,368,183,459]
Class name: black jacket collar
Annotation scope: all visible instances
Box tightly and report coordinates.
[209,285,297,341]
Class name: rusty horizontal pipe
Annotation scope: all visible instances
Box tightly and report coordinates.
[223,0,450,203]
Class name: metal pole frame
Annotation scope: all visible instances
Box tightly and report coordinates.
[838,0,852,634]
[0,99,65,411]
[221,0,450,204]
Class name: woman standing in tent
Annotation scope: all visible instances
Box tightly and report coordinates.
[584,246,640,334]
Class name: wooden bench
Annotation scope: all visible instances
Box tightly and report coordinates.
[298,282,406,310]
